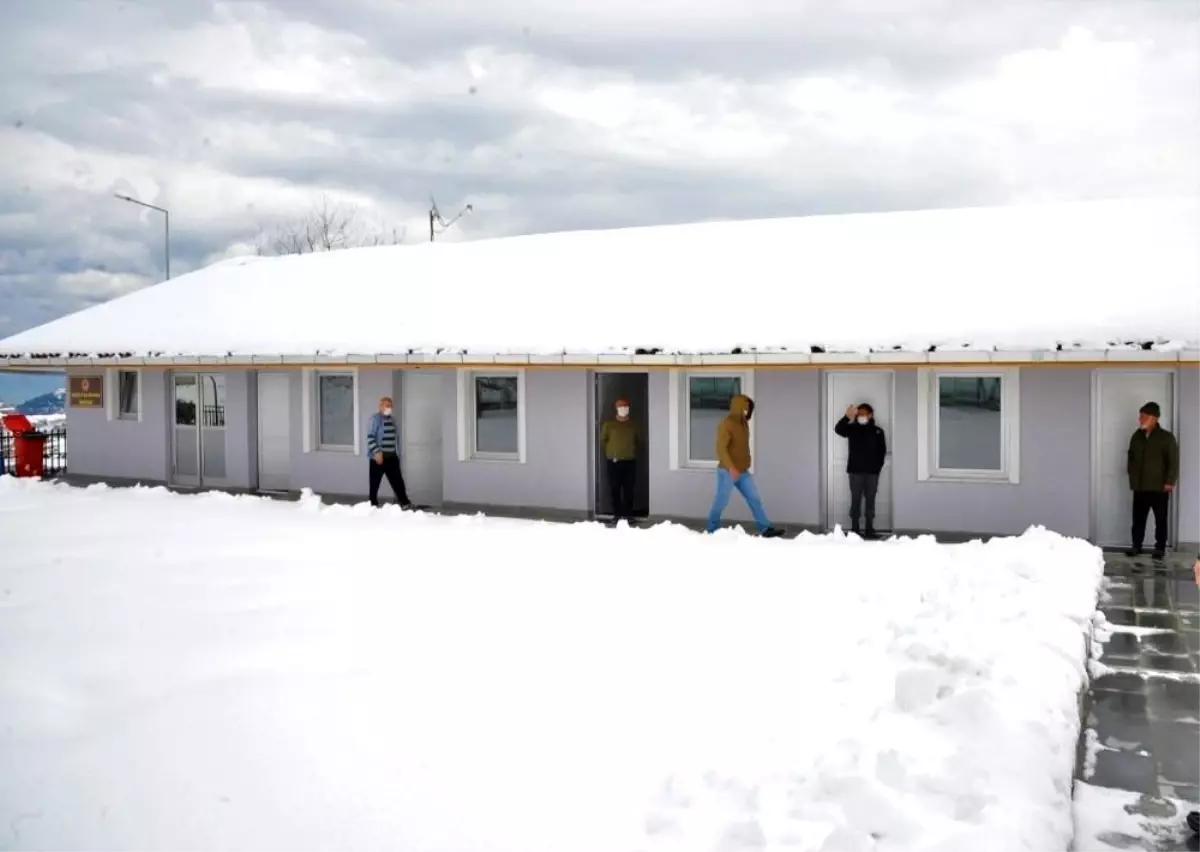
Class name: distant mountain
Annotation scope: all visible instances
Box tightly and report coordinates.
[0,373,63,407]
[17,388,66,415]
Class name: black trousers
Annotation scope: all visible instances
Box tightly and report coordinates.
[607,459,636,519]
[848,473,879,526]
[1131,490,1169,550]
[369,452,411,507]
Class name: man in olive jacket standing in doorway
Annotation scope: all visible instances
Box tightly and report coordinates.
[599,397,639,524]
[1126,401,1179,560]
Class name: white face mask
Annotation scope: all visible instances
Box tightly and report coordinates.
[856,416,869,425]
[382,407,392,417]
[617,406,629,417]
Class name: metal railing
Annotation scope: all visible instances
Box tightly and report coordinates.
[174,403,226,428]
[0,424,68,478]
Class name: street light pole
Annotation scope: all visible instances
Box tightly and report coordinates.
[114,193,170,280]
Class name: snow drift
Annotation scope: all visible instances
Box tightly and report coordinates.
[0,478,1105,851]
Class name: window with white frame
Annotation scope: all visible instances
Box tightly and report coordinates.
[117,370,139,420]
[316,371,356,450]
[457,369,525,462]
[917,368,1020,483]
[104,367,142,422]
[669,368,754,469]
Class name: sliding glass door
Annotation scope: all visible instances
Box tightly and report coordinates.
[172,372,227,486]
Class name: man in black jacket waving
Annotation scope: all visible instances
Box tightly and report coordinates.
[834,403,888,538]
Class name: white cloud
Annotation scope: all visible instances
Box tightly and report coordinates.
[200,241,259,268]
[56,270,151,300]
[0,0,1196,339]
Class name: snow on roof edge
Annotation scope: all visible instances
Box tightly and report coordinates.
[2,338,1197,363]
[1,195,1196,360]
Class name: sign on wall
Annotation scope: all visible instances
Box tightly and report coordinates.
[68,375,104,408]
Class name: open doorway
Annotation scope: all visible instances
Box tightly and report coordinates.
[594,372,650,520]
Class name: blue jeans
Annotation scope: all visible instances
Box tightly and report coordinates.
[706,468,772,533]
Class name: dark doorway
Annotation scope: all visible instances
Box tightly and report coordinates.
[594,372,650,519]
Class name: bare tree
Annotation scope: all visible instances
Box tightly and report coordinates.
[255,195,406,256]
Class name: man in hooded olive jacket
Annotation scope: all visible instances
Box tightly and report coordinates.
[704,393,784,537]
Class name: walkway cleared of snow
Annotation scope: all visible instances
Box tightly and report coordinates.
[0,479,1104,851]
[1073,782,1198,851]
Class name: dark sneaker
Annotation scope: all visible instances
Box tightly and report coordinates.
[1151,549,1166,560]
[760,527,785,538]
[1125,547,1143,557]
[865,527,877,540]
[1186,810,1198,834]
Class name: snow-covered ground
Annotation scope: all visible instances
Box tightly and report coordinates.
[0,479,1105,851]
[0,411,65,431]
[26,412,66,428]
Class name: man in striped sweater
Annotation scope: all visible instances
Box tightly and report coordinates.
[367,396,413,509]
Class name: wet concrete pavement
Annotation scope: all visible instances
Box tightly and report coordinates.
[1081,552,1199,850]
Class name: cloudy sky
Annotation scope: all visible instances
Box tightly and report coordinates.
[1,0,1196,339]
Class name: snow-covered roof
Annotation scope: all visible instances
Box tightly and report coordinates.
[1,196,1197,365]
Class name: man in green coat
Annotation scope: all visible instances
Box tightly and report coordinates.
[1126,401,1179,559]
[599,397,639,524]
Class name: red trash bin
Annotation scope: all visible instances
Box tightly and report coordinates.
[2,414,47,478]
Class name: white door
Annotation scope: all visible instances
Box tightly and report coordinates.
[403,370,444,506]
[257,372,291,492]
[826,371,894,532]
[1093,371,1175,548]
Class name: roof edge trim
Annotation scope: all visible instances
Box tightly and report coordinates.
[1,349,1197,369]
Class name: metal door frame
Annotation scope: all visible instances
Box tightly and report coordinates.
[592,371,606,518]
[1090,368,1178,549]
[171,372,201,487]
[592,369,650,519]
[822,369,896,532]
[171,371,228,488]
